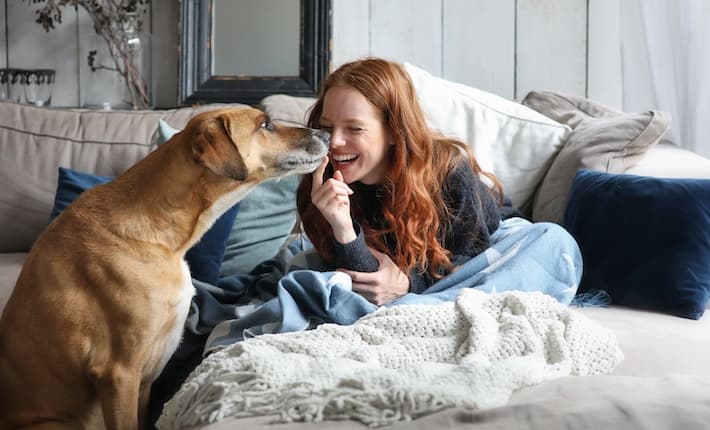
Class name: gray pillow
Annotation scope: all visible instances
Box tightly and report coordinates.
[219,175,301,277]
[522,91,671,224]
[259,94,316,125]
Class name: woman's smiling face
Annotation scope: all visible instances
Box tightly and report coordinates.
[320,85,391,185]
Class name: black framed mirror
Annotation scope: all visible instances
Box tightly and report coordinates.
[179,0,331,106]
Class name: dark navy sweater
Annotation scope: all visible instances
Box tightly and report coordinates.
[332,161,505,293]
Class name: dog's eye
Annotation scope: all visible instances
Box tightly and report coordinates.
[260,121,274,131]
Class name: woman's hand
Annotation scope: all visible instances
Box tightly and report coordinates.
[339,248,410,306]
[311,157,356,243]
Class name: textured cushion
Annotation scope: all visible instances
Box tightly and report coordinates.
[522,91,671,224]
[50,167,240,286]
[563,169,710,320]
[403,62,571,212]
[259,94,316,125]
[158,121,301,277]
[627,142,710,179]
[0,101,244,253]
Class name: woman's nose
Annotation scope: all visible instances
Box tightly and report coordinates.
[330,128,345,147]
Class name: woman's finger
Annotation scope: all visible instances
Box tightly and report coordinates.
[310,156,329,194]
[339,269,376,285]
[330,171,354,195]
[312,186,351,210]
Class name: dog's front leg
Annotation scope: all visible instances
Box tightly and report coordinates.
[93,365,141,430]
[138,381,152,430]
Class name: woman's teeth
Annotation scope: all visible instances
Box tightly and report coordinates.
[332,154,358,162]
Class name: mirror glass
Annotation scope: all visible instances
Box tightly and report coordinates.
[213,0,300,76]
[180,0,331,106]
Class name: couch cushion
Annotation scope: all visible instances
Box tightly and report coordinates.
[627,141,710,179]
[0,101,242,253]
[50,167,241,286]
[259,94,316,125]
[563,169,710,319]
[403,63,571,213]
[0,253,26,316]
[522,91,671,224]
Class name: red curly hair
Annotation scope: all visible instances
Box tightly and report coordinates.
[297,57,502,278]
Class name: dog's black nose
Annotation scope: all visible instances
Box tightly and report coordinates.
[313,130,331,146]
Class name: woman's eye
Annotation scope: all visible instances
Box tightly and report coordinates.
[321,125,334,132]
[349,127,364,132]
[260,121,274,131]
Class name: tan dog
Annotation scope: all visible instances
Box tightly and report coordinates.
[0,107,329,430]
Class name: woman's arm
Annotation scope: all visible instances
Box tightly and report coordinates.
[332,224,379,272]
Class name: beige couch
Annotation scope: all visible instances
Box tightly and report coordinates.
[2,96,710,429]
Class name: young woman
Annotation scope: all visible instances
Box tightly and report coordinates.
[296,57,567,306]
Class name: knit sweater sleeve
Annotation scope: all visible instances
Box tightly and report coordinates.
[332,223,379,272]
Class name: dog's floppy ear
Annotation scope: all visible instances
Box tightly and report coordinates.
[192,115,248,181]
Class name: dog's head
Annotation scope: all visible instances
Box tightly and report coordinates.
[186,107,329,183]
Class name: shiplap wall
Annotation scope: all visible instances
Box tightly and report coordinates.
[0,0,623,109]
[332,0,622,107]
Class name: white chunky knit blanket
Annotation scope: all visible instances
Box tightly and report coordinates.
[157,290,623,429]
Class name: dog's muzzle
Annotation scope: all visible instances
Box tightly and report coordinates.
[312,129,331,147]
[277,129,330,173]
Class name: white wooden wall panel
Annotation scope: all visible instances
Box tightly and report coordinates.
[588,0,622,109]
[0,1,6,69]
[7,1,78,106]
[370,0,443,75]
[516,0,587,100]
[331,0,370,68]
[442,0,515,99]
[151,0,179,108]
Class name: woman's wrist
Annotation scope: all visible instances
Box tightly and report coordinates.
[333,226,357,244]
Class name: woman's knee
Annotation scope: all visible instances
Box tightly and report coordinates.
[539,221,581,256]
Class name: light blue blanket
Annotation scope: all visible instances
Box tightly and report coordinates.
[184,218,582,354]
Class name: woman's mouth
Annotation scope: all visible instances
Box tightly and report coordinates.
[330,153,359,167]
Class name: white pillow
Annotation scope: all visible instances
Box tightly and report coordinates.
[403,62,571,210]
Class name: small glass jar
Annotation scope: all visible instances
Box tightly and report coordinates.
[8,69,27,104]
[0,69,8,100]
[24,69,55,106]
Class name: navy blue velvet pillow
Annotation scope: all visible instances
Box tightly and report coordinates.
[51,167,240,286]
[563,169,710,319]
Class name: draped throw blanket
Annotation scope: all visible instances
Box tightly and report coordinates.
[157,289,623,429]
[187,218,583,354]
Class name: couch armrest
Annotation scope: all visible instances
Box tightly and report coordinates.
[626,142,710,179]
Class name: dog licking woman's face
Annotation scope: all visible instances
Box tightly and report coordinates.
[318,85,392,186]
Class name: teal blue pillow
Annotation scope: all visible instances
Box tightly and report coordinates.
[563,169,710,319]
[159,120,301,277]
[51,167,240,286]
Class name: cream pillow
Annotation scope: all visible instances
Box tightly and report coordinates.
[403,62,571,212]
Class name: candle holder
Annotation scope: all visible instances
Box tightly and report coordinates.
[25,69,56,107]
